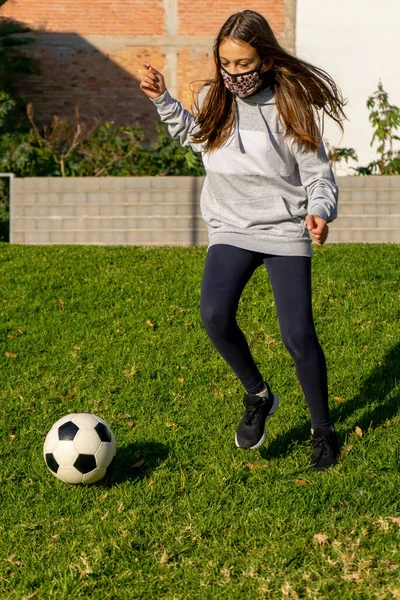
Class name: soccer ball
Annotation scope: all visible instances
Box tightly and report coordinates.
[43,413,116,484]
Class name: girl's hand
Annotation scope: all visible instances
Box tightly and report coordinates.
[306,215,329,245]
[140,62,166,99]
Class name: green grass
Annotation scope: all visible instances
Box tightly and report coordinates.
[0,242,399,599]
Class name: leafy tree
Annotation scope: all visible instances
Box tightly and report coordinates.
[0,88,15,127]
[326,143,358,174]
[355,81,400,175]
[0,19,33,87]
[0,16,38,131]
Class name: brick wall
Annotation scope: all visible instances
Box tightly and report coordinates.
[176,1,286,37]
[0,1,166,36]
[10,176,400,246]
[0,0,294,132]
[21,38,166,132]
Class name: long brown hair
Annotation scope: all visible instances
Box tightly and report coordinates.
[191,10,346,153]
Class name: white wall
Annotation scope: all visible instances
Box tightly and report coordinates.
[296,0,400,174]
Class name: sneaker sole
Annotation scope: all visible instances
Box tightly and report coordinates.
[234,393,280,450]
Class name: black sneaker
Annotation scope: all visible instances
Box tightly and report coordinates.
[311,427,340,472]
[235,387,279,450]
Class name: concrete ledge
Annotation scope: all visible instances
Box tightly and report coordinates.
[336,175,400,189]
[10,176,400,245]
[328,228,400,243]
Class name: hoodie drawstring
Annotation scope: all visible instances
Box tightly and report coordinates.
[257,104,272,152]
[234,97,245,154]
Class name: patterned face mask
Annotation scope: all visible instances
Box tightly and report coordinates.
[220,63,264,98]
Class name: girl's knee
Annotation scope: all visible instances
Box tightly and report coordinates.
[200,302,232,337]
[281,327,319,359]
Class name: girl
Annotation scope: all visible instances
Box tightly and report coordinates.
[140,10,346,471]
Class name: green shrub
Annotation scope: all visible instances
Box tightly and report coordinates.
[0,118,205,178]
[138,121,205,176]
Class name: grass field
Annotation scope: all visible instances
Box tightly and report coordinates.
[0,242,399,599]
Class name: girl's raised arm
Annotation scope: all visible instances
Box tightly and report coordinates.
[140,62,202,152]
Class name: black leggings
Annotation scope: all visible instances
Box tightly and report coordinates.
[200,244,331,429]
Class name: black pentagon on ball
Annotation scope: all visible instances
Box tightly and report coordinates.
[45,453,59,473]
[58,421,79,441]
[74,453,97,474]
[94,421,112,442]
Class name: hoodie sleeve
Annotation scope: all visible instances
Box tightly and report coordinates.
[151,89,202,153]
[292,140,338,223]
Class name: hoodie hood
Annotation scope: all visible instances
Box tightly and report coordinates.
[240,84,275,106]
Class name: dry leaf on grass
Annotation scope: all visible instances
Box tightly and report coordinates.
[127,420,135,428]
[131,459,145,469]
[5,352,17,358]
[295,479,308,486]
[313,533,329,545]
[160,551,169,565]
[59,299,64,311]
[7,556,23,567]
[22,591,38,600]
[355,426,363,438]
[146,319,154,327]
[341,444,353,459]
[334,396,344,403]
[246,463,268,470]
[177,377,185,383]
[343,572,362,583]
[70,554,92,578]
[281,583,296,597]
[166,422,178,430]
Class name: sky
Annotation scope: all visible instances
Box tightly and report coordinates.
[296,0,400,173]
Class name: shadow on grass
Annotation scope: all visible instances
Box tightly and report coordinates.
[260,342,400,460]
[259,422,311,461]
[102,440,169,487]
[332,342,400,431]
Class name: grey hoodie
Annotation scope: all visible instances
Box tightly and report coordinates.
[152,85,338,256]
